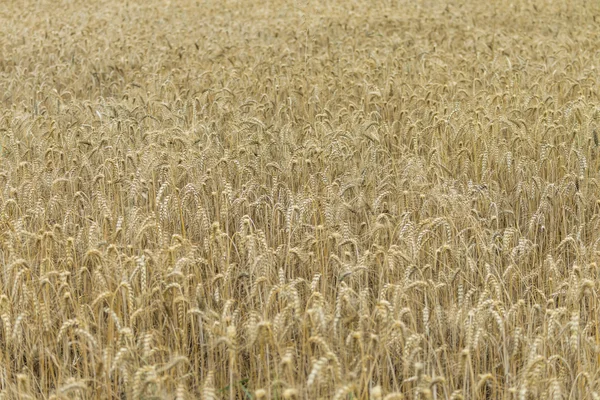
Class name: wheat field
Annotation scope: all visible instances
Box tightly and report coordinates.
[0,0,600,398]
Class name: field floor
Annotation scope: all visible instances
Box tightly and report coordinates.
[1,0,600,398]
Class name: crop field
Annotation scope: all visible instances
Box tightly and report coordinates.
[1,0,600,398]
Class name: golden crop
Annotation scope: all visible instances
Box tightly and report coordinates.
[0,0,599,398]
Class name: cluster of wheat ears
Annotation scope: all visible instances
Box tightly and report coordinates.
[0,0,599,398]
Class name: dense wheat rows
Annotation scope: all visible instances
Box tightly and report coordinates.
[1,0,600,398]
